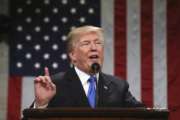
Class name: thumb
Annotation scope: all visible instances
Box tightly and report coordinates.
[44,67,50,76]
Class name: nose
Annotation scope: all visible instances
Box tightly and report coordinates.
[90,42,97,50]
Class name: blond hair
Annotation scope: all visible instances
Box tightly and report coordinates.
[66,25,104,53]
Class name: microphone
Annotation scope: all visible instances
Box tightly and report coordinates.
[91,63,100,74]
[91,63,100,107]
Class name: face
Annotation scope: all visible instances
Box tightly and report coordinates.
[69,32,104,74]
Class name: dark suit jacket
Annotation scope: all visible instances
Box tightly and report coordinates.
[48,67,144,108]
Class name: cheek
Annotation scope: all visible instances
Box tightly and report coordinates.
[78,48,88,55]
[99,48,104,56]
[75,49,86,59]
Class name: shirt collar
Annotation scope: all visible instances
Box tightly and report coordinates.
[74,66,99,85]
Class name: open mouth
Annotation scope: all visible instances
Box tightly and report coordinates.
[89,55,99,59]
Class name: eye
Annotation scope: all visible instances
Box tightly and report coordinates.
[80,41,90,46]
[95,41,103,45]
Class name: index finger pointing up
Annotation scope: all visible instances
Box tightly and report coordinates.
[44,67,50,76]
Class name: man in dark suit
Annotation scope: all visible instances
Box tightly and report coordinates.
[34,25,144,108]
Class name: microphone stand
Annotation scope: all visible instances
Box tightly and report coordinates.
[91,63,100,108]
[94,73,99,107]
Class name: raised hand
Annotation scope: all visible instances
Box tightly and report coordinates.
[34,67,56,107]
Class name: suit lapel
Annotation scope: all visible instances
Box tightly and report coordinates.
[64,68,90,107]
[98,73,114,107]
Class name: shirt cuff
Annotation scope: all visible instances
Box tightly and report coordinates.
[33,102,48,109]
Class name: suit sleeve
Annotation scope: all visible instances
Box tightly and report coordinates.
[123,81,146,107]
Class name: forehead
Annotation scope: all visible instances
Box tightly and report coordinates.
[78,32,101,41]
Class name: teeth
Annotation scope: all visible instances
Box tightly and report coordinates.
[90,55,98,59]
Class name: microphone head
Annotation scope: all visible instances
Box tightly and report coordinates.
[91,63,100,73]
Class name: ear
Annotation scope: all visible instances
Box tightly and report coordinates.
[69,52,76,63]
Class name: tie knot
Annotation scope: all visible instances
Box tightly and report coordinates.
[88,76,96,83]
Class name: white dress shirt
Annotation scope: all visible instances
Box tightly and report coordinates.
[74,66,99,96]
